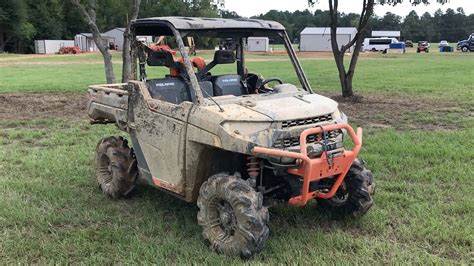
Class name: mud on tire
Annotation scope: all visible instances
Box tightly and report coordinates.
[319,158,375,217]
[197,173,269,258]
[95,136,138,198]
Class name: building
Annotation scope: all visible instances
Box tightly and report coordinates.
[247,37,270,52]
[34,40,75,54]
[103,28,154,50]
[299,27,357,52]
[372,31,401,39]
[75,28,153,52]
[74,33,115,52]
[103,28,125,50]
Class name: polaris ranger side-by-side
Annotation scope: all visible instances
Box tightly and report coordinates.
[87,17,375,258]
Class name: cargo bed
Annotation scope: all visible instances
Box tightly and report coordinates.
[87,83,129,130]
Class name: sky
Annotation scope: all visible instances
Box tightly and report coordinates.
[224,0,474,18]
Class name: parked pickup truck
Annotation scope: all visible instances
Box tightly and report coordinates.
[457,33,474,52]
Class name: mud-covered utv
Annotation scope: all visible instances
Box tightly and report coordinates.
[87,17,375,258]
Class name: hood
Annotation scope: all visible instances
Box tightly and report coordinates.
[200,93,338,123]
[242,93,338,121]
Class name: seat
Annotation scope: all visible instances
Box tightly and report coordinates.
[199,81,214,98]
[147,78,191,104]
[212,75,246,96]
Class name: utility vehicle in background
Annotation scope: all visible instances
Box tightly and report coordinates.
[87,17,375,258]
[417,41,430,53]
[363,37,398,52]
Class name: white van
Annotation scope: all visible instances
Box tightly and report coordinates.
[363,37,398,51]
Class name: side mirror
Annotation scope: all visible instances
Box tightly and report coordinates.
[213,50,235,64]
[147,50,175,67]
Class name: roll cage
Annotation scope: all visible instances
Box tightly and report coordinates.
[130,17,312,105]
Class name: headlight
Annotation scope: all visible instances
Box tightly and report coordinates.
[221,121,272,135]
[333,109,348,124]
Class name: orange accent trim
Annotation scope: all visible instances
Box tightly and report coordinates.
[152,176,184,195]
[170,57,206,77]
[253,123,362,207]
[191,57,206,71]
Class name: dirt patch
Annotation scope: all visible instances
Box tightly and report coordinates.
[325,93,467,130]
[0,92,467,130]
[0,93,88,120]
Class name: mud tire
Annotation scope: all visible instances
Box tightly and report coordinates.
[95,136,138,198]
[197,172,269,258]
[319,158,375,217]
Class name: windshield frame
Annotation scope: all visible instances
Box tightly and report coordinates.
[131,21,313,106]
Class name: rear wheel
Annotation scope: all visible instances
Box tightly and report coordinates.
[95,136,137,198]
[319,158,375,217]
[197,172,269,258]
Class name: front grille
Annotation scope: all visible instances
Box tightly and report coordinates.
[273,130,341,149]
[281,114,333,129]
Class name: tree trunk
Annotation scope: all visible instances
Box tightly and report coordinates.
[333,53,353,97]
[102,50,116,84]
[328,0,374,97]
[122,0,141,83]
[72,0,116,84]
[0,31,5,52]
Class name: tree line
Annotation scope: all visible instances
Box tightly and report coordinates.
[1,1,472,54]
[254,7,474,43]
[0,0,223,53]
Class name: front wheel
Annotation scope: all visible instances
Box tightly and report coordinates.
[197,173,269,258]
[319,158,375,217]
[461,46,469,52]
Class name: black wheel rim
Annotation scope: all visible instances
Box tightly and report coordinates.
[208,198,237,243]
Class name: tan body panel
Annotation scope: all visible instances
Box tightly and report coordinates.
[87,81,341,202]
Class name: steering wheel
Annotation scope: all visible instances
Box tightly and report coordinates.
[257,78,283,92]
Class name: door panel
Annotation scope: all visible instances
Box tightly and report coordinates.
[129,82,192,196]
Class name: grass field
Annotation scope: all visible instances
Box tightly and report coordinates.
[0,50,473,264]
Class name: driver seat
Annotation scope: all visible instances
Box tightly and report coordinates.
[212,75,245,96]
[197,50,247,96]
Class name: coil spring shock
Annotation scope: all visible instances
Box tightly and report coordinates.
[246,156,260,187]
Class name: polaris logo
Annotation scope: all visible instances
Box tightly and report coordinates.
[222,78,238,83]
[156,82,175,87]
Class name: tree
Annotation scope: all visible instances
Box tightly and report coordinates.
[377,12,402,30]
[309,0,448,97]
[402,10,420,40]
[71,0,116,84]
[327,0,374,97]
[122,0,141,83]
[0,0,29,52]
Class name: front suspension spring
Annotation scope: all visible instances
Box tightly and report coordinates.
[246,156,260,179]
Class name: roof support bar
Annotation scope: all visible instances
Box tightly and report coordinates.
[280,31,313,93]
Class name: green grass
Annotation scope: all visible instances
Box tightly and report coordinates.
[1,119,472,264]
[1,51,473,104]
[1,51,473,264]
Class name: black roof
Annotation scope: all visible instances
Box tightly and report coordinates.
[132,17,285,35]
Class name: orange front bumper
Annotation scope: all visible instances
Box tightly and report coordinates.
[253,123,362,207]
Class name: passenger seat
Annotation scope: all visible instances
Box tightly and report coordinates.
[147,78,191,104]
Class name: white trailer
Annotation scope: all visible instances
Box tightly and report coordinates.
[299,27,357,52]
[34,40,75,54]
